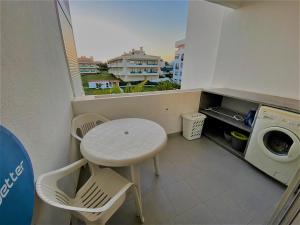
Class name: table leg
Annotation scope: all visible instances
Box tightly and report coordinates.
[130,165,144,223]
[153,155,160,176]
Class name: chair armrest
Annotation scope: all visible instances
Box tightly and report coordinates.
[36,159,87,185]
[71,132,82,142]
[45,183,133,213]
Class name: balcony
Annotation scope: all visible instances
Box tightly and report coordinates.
[3,0,298,224]
[129,71,159,75]
[80,69,99,74]
[79,65,98,69]
[1,81,288,225]
[127,63,158,68]
[70,90,285,224]
[109,63,159,68]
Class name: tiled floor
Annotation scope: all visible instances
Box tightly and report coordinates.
[107,134,285,225]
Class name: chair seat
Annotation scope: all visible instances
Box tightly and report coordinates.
[73,168,130,222]
[36,159,144,225]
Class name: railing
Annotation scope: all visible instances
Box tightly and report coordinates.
[80,70,99,73]
[109,63,159,68]
[130,71,158,75]
[127,63,158,67]
[79,65,98,68]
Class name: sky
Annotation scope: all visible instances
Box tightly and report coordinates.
[69,0,189,62]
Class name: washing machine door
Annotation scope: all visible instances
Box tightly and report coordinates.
[258,127,300,162]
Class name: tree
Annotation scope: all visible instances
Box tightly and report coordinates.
[97,62,108,72]
[132,80,147,92]
[124,80,147,93]
[124,83,133,93]
[111,85,122,94]
[157,81,180,91]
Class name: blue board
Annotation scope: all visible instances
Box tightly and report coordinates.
[0,125,34,225]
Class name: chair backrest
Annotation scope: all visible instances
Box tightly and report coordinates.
[71,113,110,141]
[0,125,35,225]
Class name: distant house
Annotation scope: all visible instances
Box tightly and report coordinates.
[173,39,185,85]
[108,47,163,82]
[88,80,120,89]
[160,64,173,78]
[78,56,99,74]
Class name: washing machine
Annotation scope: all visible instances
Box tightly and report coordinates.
[245,106,300,185]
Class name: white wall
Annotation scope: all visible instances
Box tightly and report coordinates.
[213,1,299,99]
[183,0,299,99]
[1,1,75,224]
[72,90,201,134]
[181,1,228,89]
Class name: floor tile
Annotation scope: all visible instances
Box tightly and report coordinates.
[203,192,252,224]
[106,135,284,225]
[173,202,218,225]
[161,180,200,216]
[142,187,175,224]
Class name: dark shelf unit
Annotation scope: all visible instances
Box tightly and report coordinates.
[200,109,252,132]
[203,129,245,159]
[199,91,259,159]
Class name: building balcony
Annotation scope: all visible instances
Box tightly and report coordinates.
[129,71,159,75]
[79,65,98,69]
[109,71,159,77]
[127,63,158,67]
[80,69,99,74]
[109,63,159,68]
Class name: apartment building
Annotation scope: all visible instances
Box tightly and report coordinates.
[173,39,185,85]
[108,47,162,82]
[78,56,99,74]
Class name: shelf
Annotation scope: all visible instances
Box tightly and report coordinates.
[200,108,252,133]
[203,130,245,159]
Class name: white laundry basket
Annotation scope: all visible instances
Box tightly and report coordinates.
[181,113,207,140]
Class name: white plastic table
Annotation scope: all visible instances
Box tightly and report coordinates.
[80,118,167,217]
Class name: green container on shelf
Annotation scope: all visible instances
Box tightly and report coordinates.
[231,131,248,152]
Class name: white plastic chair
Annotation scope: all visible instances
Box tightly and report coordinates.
[71,113,110,141]
[36,159,144,225]
[71,113,160,176]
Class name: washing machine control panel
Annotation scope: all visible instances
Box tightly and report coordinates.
[258,110,279,121]
[258,106,300,131]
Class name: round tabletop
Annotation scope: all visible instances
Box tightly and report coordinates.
[80,118,167,166]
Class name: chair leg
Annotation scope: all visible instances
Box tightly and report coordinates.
[153,156,160,176]
[133,185,145,223]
